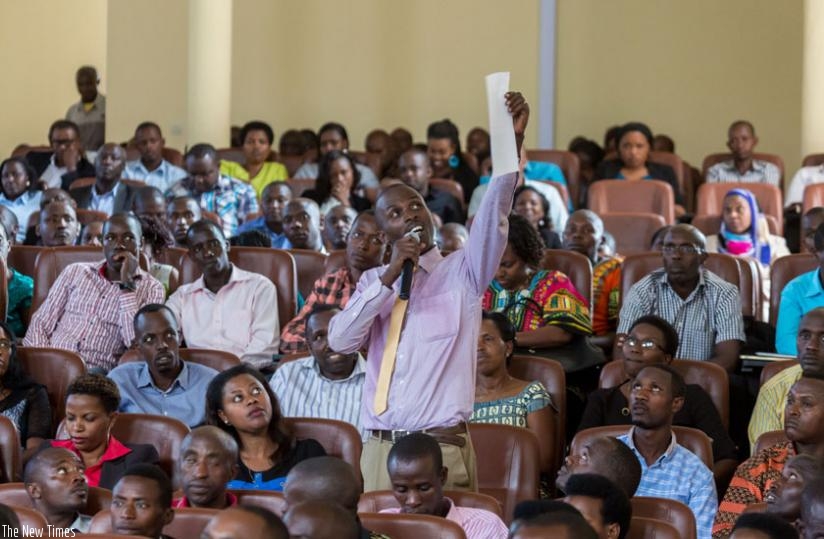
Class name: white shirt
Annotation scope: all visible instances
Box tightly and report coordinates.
[90,184,119,216]
[166,265,280,369]
[124,159,188,192]
[40,155,67,189]
[787,165,824,206]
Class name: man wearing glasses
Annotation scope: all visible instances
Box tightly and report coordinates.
[616,224,744,373]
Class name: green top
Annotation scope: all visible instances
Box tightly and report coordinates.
[7,269,33,338]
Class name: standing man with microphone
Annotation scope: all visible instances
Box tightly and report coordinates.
[328,86,529,491]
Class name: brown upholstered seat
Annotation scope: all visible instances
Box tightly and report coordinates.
[16,346,86,434]
[753,430,789,455]
[600,213,667,255]
[802,154,824,168]
[701,152,785,190]
[31,246,104,314]
[540,249,592,310]
[648,151,686,204]
[230,489,287,516]
[631,496,696,539]
[8,245,44,280]
[0,416,20,482]
[736,257,762,320]
[90,507,218,536]
[696,182,784,233]
[525,149,582,208]
[759,360,797,387]
[8,505,48,533]
[282,417,362,483]
[769,254,817,325]
[0,483,111,515]
[288,249,328,299]
[325,249,347,273]
[358,512,467,539]
[467,423,540,522]
[74,209,108,226]
[287,178,316,198]
[572,425,714,469]
[627,516,681,539]
[358,490,503,518]
[588,180,675,224]
[179,348,240,372]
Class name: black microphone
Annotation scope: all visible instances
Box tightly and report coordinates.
[399,226,423,300]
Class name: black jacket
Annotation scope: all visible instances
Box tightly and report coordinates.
[70,181,140,214]
[26,151,96,191]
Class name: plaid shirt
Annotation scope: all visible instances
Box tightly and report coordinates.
[166,174,258,237]
[706,159,781,187]
[280,266,355,354]
[712,442,794,538]
[617,268,744,361]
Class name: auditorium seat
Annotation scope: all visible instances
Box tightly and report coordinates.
[588,180,675,224]
[8,245,43,280]
[600,213,667,255]
[627,516,680,539]
[358,490,503,518]
[540,249,592,310]
[736,257,762,320]
[215,147,245,164]
[753,430,789,455]
[230,489,287,516]
[430,178,466,211]
[648,151,686,206]
[157,246,188,273]
[31,246,103,314]
[287,178,316,198]
[16,346,86,434]
[0,483,111,515]
[631,496,696,539]
[75,209,108,226]
[8,505,48,533]
[701,152,785,190]
[525,149,582,209]
[0,416,21,482]
[759,360,797,387]
[282,418,362,483]
[359,512,467,539]
[288,249,328,299]
[695,182,783,233]
[90,507,217,536]
[769,254,817,325]
[325,249,347,273]
[179,348,241,372]
[802,153,824,168]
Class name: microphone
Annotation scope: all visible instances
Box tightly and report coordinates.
[399,226,423,300]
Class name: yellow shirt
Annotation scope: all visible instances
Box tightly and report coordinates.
[220,160,287,198]
[747,364,801,452]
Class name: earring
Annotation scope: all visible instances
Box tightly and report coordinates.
[448,155,459,168]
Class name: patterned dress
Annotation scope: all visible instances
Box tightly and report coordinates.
[592,256,622,336]
[470,381,554,426]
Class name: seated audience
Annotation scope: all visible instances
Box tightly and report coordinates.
[483,214,591,352]
[438,222,468,255]
[653,134,676,153]
[390,127,414,155]
[730,512,799,539]
[556,436,641,497]
[568,136,605,188]
[283,456,389,539]
[788,162,824,208]
[426,118,479,204]
[0,157,42,242]
[0,224,34,337]
[714,376,824,537]
[0,206,19,247]
[797,480,824,539]
[235,182,292,248]
[25,212,164,370]
[219,121,288,198]
[765,454,822,525]
[300,129,320,163]
[35,199,81,247]
[593,121,682,206]
[365,128,400,179]
[322,205,357,251]
[230,230,271,247]
[66,66,105,152]
[471,311,554,471]
[750,308,824,448]
[270,306,366,438]
[776,229,824,356]
[71,143,139,216]
[132,186,168,221]
[619,365,717,539]
[282,198,325,253]
[108,304,218,427]
[202,505,289,539]
[174,426,239,509]
[284,500,359,539]
[124,122,187,191]
[280,210,385,353]
[167,143,258,238]
[81,220,104,246]
[205,364,326,491]
[138,215,179,295]
[801,207,824,254]
[514,185,561,248]
[466,127,490,165]
[397,147,464,224]
[563,473,632,539]
[26,120,95,190]
[706,121,781,187]
[616,224,744,371]
[110,464,174,538]
[48,374,159,489]
[23,447,91,533]
[381,433,508,539]
[166,195,201,247]
[302,150,370,214]
[167,220,279,368]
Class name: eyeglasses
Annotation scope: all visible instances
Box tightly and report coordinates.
[0,340,12,350]
[662,244,702,255]
[624,337,663,351]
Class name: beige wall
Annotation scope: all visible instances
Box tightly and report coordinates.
[0,0,107,157]
[555,0,805,180]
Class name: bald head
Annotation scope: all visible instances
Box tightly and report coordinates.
[24,447,79,485]
[283,198,322,250]
[284,457,360,513]
[202,505,288,539]
[666,223,706,250]
[181,426,238,458]
[283,501,358,539]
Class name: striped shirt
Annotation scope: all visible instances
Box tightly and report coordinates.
[381,497,508,539]
[124,159,188,192]
[617,268,744,361]
[24,261,164,371]
[705,159,781,187]
[747,364,801,450]
[618,430,717,539]
[269,354,367,440]
[166,174,258,238]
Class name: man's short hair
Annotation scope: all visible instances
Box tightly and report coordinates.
[135,122,162,136]
[635,364,687,399]
[729,120,756,137]
[134,303,177,332]
[813,222,824,253]
[186,143,217,161]
[510,503,598,539]
[387,433,442,471]
[286,456,360,511]
[67,374,120,414]
[240,121,275,146]
[732,512,798,539]
[565,474,632,539]
[318,122,349,143]
[119,464,173,507]
[628,315,679,357]
[48,120,80,141]
[586,437,642,497]
[233,505,289,538]
[667,223,707,250]
[187,219,226,241]
[304,305,342,339]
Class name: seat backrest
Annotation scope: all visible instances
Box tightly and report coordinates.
[691,213,780,236]
[0,483,111,515]
[525,149,581,209]
[157,246,188,273]
[325,249,347,273]
[358,512,467,539]
[736,257,762,320]
[162,147,184,168]
[802,153,824,168]
[759,360,797,387]
[588,180,675,224]
[600,213,667,255]
[627,516,681,539]
[769,254,818,325]
[8,505,48,533]
[178,348,241,372]
[8,245,44,278]
[648,151,686,201]
[216,148,245,165]
[696,182,784,234]
[16,346,86,434]
[540,249,593,311]
[358,490,503,518]
[631,497,696,539]
[31,246,103,315]
[803,184,824,213]
[0,416,21,482]
[230,489,287,517]
[76,209,108,226]
[467,423,540,523]
[67,177,97,190]
[287,249,328,300]
[179,247,298,322]
[282,417,362,480]
[572,425,714,470]
[754,430,789,455]
[701,152,785,188]
[90,507,218,536]
[508,354,565,474]
[287,178,317,198]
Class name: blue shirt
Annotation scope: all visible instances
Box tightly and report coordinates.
[479,160,570,210]
[618,430,717,539]
[776,269,824,355]
[0,191,42,242]
[235,216,291,247]
[125,159,188,192]
[90,184,120,217]
[108,361,219,427]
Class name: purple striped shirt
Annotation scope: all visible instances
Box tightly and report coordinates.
[381,498,508,539]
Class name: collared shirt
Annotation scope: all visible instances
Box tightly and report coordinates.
[90,183,121,216]
[69,513,92,533]
[52,436,132,487]
[775,269,824,355]
[40,154,68,189]
[7,269,33,338]
[787,165,824,205]
[706,159,781,187]
[172,492,238,509]
[712,442,795,538]
[66,94,106,151]
[108,361,219,427]
[166,174,259,238]
[381,497,508,539]
[166,265,279,369]
[328,172,517,431]
[220,160,288,199]
[747,364,801,450]
[270,354,367,440]
[0,190,42,242]
[24,261,164,371]
[468,178,568,232]
[617,268,745,361]
[236,216,291,248]
[618,429,717,539]
[280,266,354,354]
[124,159,188,192]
